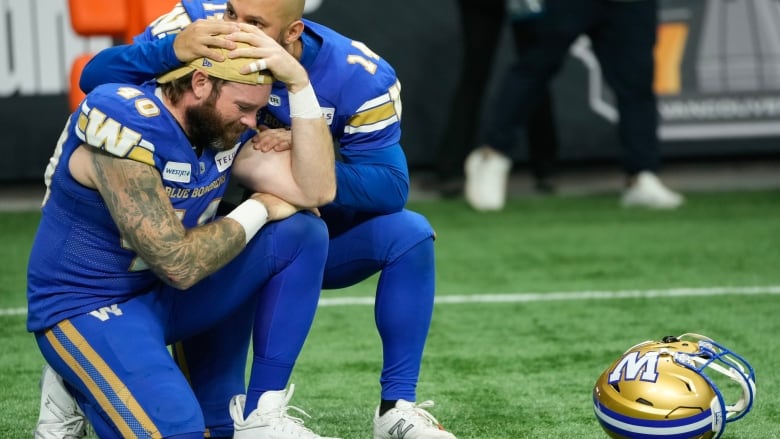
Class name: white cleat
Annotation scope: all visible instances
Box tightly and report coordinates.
[621,171,684,209]
[373,400,456,439]
[230,384,340,439]
[34,365,86,439]
[464,146,512,211]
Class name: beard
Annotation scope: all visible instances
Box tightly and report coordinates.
[185,92,245,153]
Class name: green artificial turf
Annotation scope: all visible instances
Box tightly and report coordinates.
[1,190,778,438]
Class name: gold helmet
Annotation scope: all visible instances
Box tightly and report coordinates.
[593,333,756,439]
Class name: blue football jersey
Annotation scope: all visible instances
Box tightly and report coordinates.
[116,0,409,211]
[137,2,403,154]
[27,82,237,331]
[261,19,403,153]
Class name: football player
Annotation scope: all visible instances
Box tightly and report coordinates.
[78,1,456,438]
[28,32,337,438]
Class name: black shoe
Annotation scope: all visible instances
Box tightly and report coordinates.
[534,179,557,195]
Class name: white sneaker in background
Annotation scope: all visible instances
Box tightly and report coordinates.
[230,385,340,439]
[621,171,684,209]
[34,365,86,439]
[373,399,456,439]
[464,146,512,211]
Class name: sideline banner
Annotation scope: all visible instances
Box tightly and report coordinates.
[574,0,780,142]
[1,0,778,180]
[656,0,780,140]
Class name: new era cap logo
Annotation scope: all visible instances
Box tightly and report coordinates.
[202,59,213,67]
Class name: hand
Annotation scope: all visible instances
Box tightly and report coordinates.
[226,23,310,91]
[251,127,293,153]
[248,192,299,221]
[172,19,241,63]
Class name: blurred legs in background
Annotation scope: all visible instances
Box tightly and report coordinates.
[430,0,559,200]
[464,0,682,211]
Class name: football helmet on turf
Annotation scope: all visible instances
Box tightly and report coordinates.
[593,333,755,439]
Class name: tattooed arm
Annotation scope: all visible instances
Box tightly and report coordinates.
[69,145,295,289]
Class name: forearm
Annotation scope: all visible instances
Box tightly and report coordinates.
[113,190,249,290]
[236,82,337,207]
[80,36,180,93]
[146,219,248,290]
[232,112,336,208]
[153,199,269,289]
[224,26,337,205]
[90,151,249,289]
[288,83,336,206]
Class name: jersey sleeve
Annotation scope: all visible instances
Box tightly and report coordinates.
[75,85,169,167]
[329,58,403,153]
[300,22,408,211]
[333,143,409,213]
[325,68,407,211]
[79,38,180,93]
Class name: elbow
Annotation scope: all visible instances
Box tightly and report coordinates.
[79,77,93,95]
[382,177,409,212]
[379,195,407,213]
[297,184,336,208]
[297,173,337,208]
[160,270,198,291]
[316,180,338,206]
[377,184,409,213]
[78,65,97,94]
[153,260,201,290]
[167,279,195,291]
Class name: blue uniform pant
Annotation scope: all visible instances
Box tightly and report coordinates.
[35,212,328,438]
[190,206,437,431]
[321,208,436,402]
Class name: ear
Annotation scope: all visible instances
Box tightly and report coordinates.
[191,70,212,100]
[284,20,305,45]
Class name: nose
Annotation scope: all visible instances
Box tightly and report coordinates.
[241,113,257,129]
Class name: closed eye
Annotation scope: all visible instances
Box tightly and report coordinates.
[224,5,237,21]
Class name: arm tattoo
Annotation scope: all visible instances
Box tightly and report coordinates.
[91,149,246,289]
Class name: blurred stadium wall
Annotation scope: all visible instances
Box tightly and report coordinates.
[1,0,779,181]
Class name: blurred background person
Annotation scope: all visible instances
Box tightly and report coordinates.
[427,0,559,198]
[465,0,684,211]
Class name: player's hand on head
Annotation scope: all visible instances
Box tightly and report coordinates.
[252,127,293,152]
[173,19,240,63]
[227,23,310,91]
[249,192,299,221]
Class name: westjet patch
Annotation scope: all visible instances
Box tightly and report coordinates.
[162,161,192,183]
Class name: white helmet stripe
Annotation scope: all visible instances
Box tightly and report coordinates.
[594,401,712,437]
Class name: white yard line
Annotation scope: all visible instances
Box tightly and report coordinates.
[4,285,779,317]
[0,307,27,316]
[317,285,780,306]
